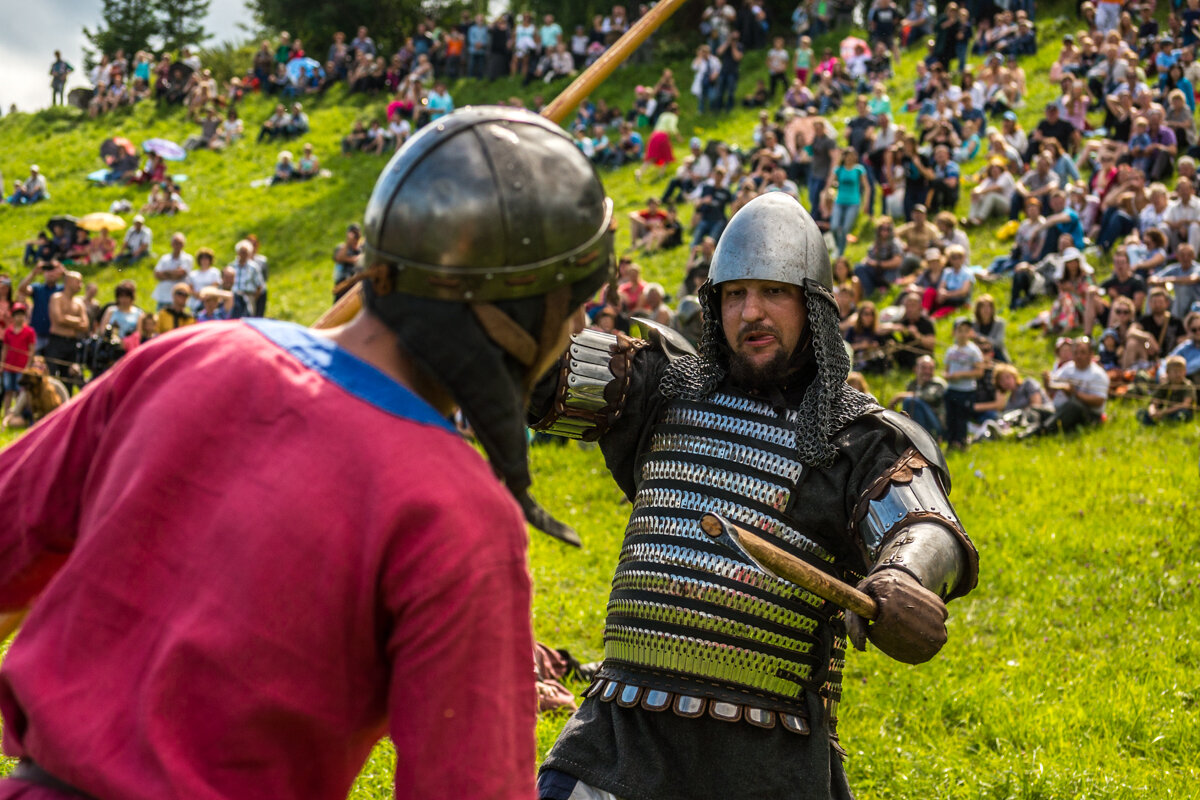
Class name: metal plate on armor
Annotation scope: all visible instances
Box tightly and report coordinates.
[709,701,743,723]
[600,680,619,702]
[616,684,643,708]
[642,689,671,711]
[781,713,811,735]
[674,695,706,718]
[745,707,776,729]
[861,467,962,561]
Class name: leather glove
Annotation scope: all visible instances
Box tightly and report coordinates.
[844,569,948,665]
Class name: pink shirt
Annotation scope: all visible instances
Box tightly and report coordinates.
[0,320,537,800]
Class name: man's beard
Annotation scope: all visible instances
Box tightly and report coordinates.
[728,345,793,393]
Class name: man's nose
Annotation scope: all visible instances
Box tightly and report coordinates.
[741,291,765,321]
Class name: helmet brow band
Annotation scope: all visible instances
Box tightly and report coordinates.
[472,304,539,367]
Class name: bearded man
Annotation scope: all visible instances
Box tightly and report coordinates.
[532,193,978,800]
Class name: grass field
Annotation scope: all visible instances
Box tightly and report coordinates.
[2,4,1200,798]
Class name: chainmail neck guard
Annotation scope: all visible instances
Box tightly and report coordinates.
[660,279,879,468]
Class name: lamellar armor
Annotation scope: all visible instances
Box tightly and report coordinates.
[532,194,977,735]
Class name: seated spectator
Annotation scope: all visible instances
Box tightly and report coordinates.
[884,289,937,370]
[341,120,370,155]
[1127,286,1185,366]
[66,228,92,264]
[196,286,233,322]
[427,83,454,121]
[1158,310,1200,381]
[1026,337,1110,436]
[211,108,244,150]
[628,197,668,249]
[935,212,972,263]
[258,105,290,143]
[853,216,903,297]
[156,283,196,333]
[1140,354,1196,424]
[114,215,153,264]
[1149,242,1200,317]
[990,196,1047,276]
[1164,175,1200,253]
[88,228,116,265]
[831,255,863,303]
[1032,189,1086,261]
[896,204,940,275]
[887,354,946,439]
[269,151,295,185]
[286,103,310,137]
[845,301,891,373]
[296,143,320,179]
[680,237,715,296]
[977,363,1052,438]
[332,223,363,300]
[968,158,1016,225]
[632,283,674,326]
[6,166,48,206]
[925,144,959,213]
[972,294,1009,362]
[186,248,222,308]
[1084,248,1147,334]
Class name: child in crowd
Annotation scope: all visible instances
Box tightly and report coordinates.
[1,304,36,420]
[943,317,985,450]
[794,36,813,85]
[1139,355,1196,425]
[766,37,790,98]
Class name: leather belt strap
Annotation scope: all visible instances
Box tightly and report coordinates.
[12,758,98,799]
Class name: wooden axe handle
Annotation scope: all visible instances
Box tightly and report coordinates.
[700,514,877,620]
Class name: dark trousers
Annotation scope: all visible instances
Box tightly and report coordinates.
[768,71,788,98]
[902,397,944,439]
[1097,208,1135,252]
[944,388,975,446]
[1040,397,1101,435]
[44,334,79,392]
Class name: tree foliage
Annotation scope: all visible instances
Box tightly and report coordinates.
[83,0,212,64]
[250,0,426,55]
[157,0,213,53]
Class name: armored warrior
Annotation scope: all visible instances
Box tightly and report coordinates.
[0,107,613,800]
[533,193,979,800]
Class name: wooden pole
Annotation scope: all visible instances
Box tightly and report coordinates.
[311,0,692,331]
[701,514,879,620]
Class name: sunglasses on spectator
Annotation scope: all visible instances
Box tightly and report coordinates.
[1113,308,1131,314]
[1191,327,1200,333]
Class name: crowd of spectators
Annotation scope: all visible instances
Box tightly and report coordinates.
[19,0,1200,444]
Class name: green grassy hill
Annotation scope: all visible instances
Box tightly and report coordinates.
[3,5,1200,797]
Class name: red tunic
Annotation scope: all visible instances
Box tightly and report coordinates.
[0,319,537,800]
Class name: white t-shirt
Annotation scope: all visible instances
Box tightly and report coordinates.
[153,252,195,305]
[186,266,223,307]
[1051,360,1110,413]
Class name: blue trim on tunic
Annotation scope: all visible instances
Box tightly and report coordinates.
[243,318,456,433]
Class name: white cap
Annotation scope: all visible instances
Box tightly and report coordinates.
[30,164,39,172]
[1062,247,1081,261]
[133,213,145,223]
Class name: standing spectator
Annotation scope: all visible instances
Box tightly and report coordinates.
[186,248,221,310]
[487,16,512,81]
[714,30,743,112]
[45,271,89,389]
[766,36,789,98]
[691,166,732,244]
[229,239,265,318]
[690,44,721,113]
[887,354,946,440]
[349,27,375,59]
[115,215,152,264]
[0,304,36,420]
[468,15,490,78]
[16,261,63,353]
[152,233,193,311]
[807,118,839,209]
[195,286,232,322]
[98,281,145,339]
[943,317,984,450]
[1139,355,1196,424]
[1027,337,1110,437]
[50,50,73,106]
[830,149,868,256]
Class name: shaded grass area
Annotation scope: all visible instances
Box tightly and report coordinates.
[2,3,1199,798]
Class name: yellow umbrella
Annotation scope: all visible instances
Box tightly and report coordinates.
[77,212,127,232]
